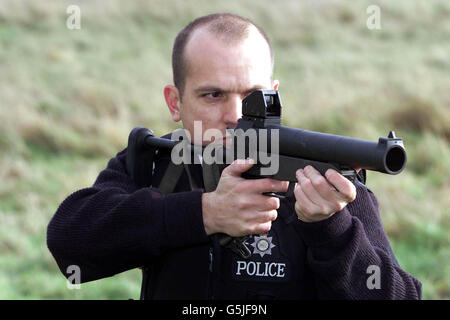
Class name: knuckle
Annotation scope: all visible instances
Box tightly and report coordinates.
[298,176,306,186]
[326,169,338,180]
[301,178,312,190]
[349,187,357,201]
[259,222,272,233]
[342,188,355,202]
[318,204,329,214]
[270,210,278,221]
[237,198,249,210]
[263,210,277,222]
[265,179,277,190]
[222,165,233,177]
[334,202,345,212]
[268,197,280,210]
[311,175,326,187]
[221,167,229,176]
[346,193,356,203]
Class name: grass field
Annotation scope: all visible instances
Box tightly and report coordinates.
[0,0,449,299]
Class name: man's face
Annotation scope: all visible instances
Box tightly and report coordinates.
[165,26,275,146]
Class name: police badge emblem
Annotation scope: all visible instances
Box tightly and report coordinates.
[250,235,276,258]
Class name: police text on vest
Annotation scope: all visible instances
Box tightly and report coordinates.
[236,261,286,277]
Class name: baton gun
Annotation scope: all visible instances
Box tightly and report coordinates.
[126,90,407,259]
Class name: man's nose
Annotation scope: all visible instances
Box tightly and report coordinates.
[223,95,242,128]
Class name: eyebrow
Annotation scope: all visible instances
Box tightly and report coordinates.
[194,85,267,95]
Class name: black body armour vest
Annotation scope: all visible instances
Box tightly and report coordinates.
[140,148,316,300]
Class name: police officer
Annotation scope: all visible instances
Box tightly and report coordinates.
[47,13,421,299]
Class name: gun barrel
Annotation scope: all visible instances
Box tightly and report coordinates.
[268,125,407,175]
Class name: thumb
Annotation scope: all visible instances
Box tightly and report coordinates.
[222,158,255,177]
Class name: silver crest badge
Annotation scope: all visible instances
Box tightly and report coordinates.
[250,235,276,258]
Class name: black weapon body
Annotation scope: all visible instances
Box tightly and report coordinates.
[126,90,407,258]
[232,90,406,183]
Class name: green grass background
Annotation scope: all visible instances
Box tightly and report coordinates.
[0,0,448,299]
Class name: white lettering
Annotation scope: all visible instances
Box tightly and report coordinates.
[66,5,81,30]
[66,265,81,289]
[182,304,216,317]
[255,262,265,276]
[269,262,277,277]
[203,127,225,165]
[366,265,381,289]
[168,122,281,172]
[192,120,204,149]
[247,261,256,276]
[277,263,286,277]
[366,5,381,30]
[170,129,191,165]
[235,261,286,278]
[236,261,246,275]
[259,129,279,175]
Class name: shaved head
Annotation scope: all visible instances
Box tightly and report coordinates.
[172,13,273,99]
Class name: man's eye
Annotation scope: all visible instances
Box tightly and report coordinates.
[203,92,223,99]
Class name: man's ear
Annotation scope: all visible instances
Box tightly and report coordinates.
[272,79,279,90]
[164,85,181,122]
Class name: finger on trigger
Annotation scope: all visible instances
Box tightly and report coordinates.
[246,178,288,194]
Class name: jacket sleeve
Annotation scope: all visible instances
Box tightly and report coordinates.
[46,148,209,283]
[293,182,422,299]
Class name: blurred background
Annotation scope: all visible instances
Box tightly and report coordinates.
[0,0,448,299]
